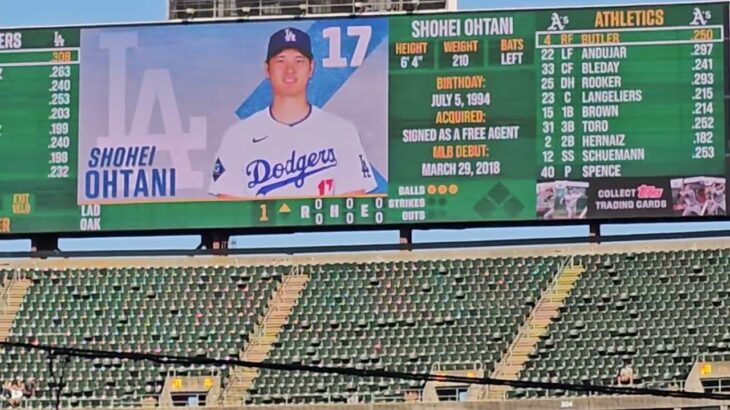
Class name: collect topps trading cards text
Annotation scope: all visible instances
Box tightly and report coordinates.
[77,18,388,205]
[537,181,589,220]
[671,177,726,217]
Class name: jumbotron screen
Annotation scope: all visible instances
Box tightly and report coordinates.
[0,2,726,235]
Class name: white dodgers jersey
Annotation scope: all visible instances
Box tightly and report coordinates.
[209,106,377,199]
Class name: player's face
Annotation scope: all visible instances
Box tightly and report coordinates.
[266,49,314,97]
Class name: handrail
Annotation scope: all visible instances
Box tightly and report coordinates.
[431,361,483,373]
[220,268,307,405]
[0,269,23,320]
[169,0,449,19]
[481,255,577,400]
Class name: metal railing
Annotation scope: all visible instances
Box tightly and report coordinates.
[244,389,424,406]
[169,0,450,19]
[0,269,24,318]
[480,255,578,400]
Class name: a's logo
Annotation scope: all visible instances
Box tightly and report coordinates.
[548,13,569,31]
[690,8,711,26]
[246,148,337,196]
[359,155,371,178]
[284,29,297,42]
[212,158,225,182]
[252,136,269,143]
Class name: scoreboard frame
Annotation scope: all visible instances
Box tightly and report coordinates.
[0,0,728,243]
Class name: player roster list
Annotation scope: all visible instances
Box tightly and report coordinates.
[534,4,726,220]
[0,28,81,234]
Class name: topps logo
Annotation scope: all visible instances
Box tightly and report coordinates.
[637,185,663,199]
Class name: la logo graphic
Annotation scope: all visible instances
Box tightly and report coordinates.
[285,29,297,42]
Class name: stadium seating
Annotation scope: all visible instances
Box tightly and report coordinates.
[0,263,282,408]
[516,248,730,398]
[2,243,730,407]
[249,256,562,404]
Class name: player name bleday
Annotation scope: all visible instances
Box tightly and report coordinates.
[582,61,621,75]
[402,126,518,142]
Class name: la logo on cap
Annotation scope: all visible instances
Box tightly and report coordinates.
[284,29,297,42]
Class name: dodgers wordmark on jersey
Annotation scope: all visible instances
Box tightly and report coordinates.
[209,106,377,198]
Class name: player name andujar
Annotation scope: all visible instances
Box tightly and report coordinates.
[411,17,514,39]
[582,47,627,60]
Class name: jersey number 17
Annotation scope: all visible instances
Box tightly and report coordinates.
[318,179,334,196]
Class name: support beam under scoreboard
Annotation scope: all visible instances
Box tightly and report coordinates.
[199,231,230,251]
[399,228,413,250]
[31,234,59,255]
[589,222,602,243]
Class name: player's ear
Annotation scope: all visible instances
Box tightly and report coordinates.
[264,61,271,78]
[308,59,315,78]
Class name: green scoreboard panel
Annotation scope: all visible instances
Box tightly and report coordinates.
[0,2,727,236]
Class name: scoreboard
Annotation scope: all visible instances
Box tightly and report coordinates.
[0,2,727,236]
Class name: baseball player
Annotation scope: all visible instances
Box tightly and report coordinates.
[209,27,377,199]
[562,188,586,219]
[537,185,555,220]
[680,184,703,216]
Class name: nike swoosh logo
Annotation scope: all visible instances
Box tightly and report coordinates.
[252,136,269,143]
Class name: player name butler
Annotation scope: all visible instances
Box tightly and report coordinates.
[209,27,378,199]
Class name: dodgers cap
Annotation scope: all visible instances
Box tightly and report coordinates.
[266,27,313,61]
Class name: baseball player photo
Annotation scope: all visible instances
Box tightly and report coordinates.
[672,177,727,217]
[209,27,378,200]
[536,182,556,220]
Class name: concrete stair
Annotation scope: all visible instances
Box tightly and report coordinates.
[221,274,309,406]
[0,278,32,341]
[483,264,584,400]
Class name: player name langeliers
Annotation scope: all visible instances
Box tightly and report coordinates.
[402,126,519,142]
[582,90,642,103]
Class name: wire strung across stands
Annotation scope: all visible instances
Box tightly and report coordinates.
[1,340,728,404]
